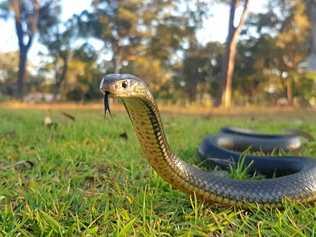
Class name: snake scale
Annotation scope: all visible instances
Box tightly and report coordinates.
[100,73,316,207]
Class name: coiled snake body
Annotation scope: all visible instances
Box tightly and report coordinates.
[100,74,316,206]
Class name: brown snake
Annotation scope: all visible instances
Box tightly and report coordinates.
[100,73,316,207]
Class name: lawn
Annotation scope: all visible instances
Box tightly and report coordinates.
[0,108,316,236]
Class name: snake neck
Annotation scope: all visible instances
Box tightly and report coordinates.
[122,98,175,168]
[121,97,316,206]
[122,97,197,190]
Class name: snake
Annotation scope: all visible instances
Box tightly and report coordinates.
[100,73,316,207]
[209,126,307,153]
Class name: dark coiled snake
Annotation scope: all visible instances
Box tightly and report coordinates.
[100,73,316,207]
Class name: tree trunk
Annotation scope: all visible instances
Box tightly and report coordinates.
[286,77,293,106]
[303,1,316,71]
[187,87,197,102]
[112,41,121,73]
[12,0,39,99]
[54,55,70,100]
[113,56,121,73]
[220,0,249,108]
[16,49,27,99]
[309,1,316,56]
[15,19,32,99]
[221,36,239,108]
[219,0,236,107]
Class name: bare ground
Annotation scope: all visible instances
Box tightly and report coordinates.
[1,101,316,117]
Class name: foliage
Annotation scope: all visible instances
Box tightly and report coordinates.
[58,44,102,101]
[0,0,315,106]
[124,56,171,94]
[182,42,224,101]
[234,0,313,105]
[80,0,152,72]
[0,52,18,96]
[78,0,207,90]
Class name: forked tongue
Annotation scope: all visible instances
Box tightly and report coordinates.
[103,92,112,117]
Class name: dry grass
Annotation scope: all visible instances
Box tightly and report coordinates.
[1,101,315,117]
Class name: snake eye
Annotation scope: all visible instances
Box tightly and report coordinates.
[122,81,128,89]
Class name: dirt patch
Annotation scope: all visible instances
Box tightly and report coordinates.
[1,101,316,117]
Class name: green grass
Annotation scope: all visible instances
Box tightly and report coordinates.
[0,108,316,236]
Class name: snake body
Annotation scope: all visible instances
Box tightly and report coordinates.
[100,74,316,206]
[212,127,305,152]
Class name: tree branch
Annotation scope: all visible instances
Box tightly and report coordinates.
[10,0,20,19]
[30,0,40,32]
[233,0,250,38]
[15,19,24,49]
[226,0,237,44]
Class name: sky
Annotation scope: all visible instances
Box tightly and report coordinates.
[0,0,267,62]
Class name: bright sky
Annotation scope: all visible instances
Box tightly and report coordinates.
[0,0,267,61]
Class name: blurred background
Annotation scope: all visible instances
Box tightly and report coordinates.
[0,0,315,108]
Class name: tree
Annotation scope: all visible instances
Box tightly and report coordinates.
[275,1,310,105]
[11,0,39,98]
[61,44,102,101]
[182,42,223,101]
[1,0,61,98]
[220,0,250,108]
[123,55,171,94]
[79,0,208,92]
[145,0,208,66]
[37,3,80,99]
[0,51,19,96]
[302,0,316,71]
[79,0,148,73]
[246,0,310,105]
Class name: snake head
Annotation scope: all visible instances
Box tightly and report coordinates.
[100,74,152,99]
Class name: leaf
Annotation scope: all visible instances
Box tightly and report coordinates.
[61,111,76,121]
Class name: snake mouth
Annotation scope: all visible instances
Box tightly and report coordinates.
[103,90,111,95]
[99,76,114,96]
[100,77,113,116]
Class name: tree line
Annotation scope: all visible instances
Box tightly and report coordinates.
[0,0,315,107]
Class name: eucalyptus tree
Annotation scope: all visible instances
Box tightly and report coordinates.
[220,0,250,108]
[182,42,224,101]
[0,0,61,98]
[0,0,39,98]
[37,1,81,99]
[79,0,148,73]
[246,0,310,105]
[79,0,208,93]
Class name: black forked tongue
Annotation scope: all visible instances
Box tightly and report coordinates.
[103,92,112,117]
